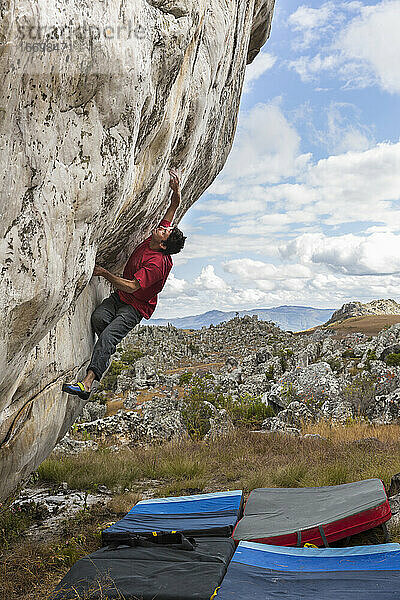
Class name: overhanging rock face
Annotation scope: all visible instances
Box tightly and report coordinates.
[0,0,275,499]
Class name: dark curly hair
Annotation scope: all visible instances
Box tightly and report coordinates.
[162,226,186,255]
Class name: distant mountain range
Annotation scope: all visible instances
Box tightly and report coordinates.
[147,305,336,332]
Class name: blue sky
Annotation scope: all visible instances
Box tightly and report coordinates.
[157,0,400,319]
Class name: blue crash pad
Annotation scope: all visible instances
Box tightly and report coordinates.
[102,490,244,542]
[216,542,400,599]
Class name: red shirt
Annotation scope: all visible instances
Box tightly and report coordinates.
[118,219,173,319]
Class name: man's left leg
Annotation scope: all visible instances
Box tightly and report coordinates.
[63,300,142,400]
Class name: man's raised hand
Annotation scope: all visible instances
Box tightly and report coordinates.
[169,169,181,196]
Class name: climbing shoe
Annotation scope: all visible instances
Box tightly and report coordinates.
[62,381,91,401]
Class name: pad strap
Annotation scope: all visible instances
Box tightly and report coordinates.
[319,524,329,547]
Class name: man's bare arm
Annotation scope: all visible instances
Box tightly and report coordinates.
[93,266,141,293]
[162,169,181,223]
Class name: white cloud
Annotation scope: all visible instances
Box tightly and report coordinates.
[339,0,400,93]
[194,265,230,291]
[304,142,400,224]
[161,273,190,298]
[207,101,311,195]
[223,258,312,281]
[288,1,400,94]
[311,102,374,154]
[156,267,400,319]
[175,233,276,264]
[228,209,319,236]
[198,135,400,238]
[288,2,337,47]
[196,196,266,216]
[288,54,342,82]
[280,232,400,275]
[195,215,222,224]
[243,52,277,92]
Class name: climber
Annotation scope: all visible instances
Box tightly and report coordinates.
[62,169,186,401]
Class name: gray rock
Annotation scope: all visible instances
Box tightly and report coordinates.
[369,390,400,424]
[74,396,187,444]
[261,391,286,412]
[116,371,138,394]
[327,300,400,325]
[375,324,400,359]
[130,356,159,388]
[255,347,273,365]
[388,474,400,497]
[140,397,187,443]
[387,492,400,534]
[0,0,276,500]
[78,401,107,423]
[53,433,98,454]
[204,408,234,441]
[123,391,139,410]
[319,399,354,423]
[380,344,400,361]
[225,356,239,371]
[262,401,313,434]
[303,433,326,440]
[272,362,342,409]
[11,485,109,541]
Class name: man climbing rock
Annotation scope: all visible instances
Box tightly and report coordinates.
[62,169,186,401]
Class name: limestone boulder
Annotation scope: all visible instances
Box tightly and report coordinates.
[0,0,276,499]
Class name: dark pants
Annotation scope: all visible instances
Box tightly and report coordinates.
[88,292,142,381]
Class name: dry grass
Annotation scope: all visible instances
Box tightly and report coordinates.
[105,399,126,417]
[297,314,400,336]
[302,420,400,443]
[36,426,400,494]
[0,504,110,600]
[3,425,400,599]
[328,315,400,336]
[164,361,225,375]
[106,492,142,515]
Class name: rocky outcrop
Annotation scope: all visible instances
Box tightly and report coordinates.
[0,0,276,499]
[326,299,400,325]
[109,318,400,436]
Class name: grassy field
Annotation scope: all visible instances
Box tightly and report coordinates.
[2,424,400,599]
[300,314,400,336]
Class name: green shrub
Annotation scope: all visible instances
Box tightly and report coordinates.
[343,374,376,417]
[120,345,144,364]
[281,381,298,404]
[365,349,378,372]
[98,345,144,392]
[385,353,400,367]
[87,391,110,405]
[98,360,126,391]
[188,343,200,355]
[318,462,349,486]
[271,463,308,488]
[265,366,275,381]
[180,377,274,438]
[179,372,193,385]
[37,450,142,491]
[328,358,343,373]
[217,394,275,428]
[181,399,213,440]
[0,502,35,548]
